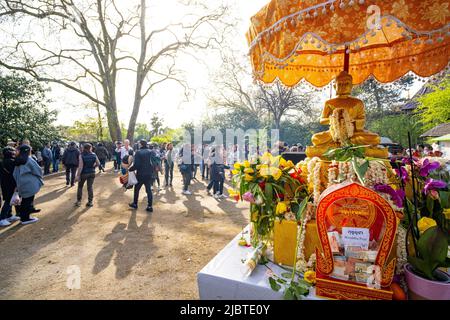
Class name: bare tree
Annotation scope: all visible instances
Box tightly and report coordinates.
[127,0,228,140]
[207,53,261,118]
[256,82,315,130]
[0,0,229,142]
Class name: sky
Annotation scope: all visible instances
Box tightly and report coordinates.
[3,0,423,130]
[47,0,271,129]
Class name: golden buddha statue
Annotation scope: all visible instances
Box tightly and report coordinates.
[306,71,388,159]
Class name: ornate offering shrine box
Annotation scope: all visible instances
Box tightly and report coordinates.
[315,182,397,300]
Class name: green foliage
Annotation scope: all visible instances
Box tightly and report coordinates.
[64,117,110,142]
[134,123,150,141]
[416,76,450,131]
[0,73,60,149]
[149,113,165,137]
[368,113,422,147]
[151,128,183,145]
[354,76,414,125]
[408,226,449,280]
[279,119,326,147]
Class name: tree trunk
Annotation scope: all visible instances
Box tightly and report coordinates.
[126,0,147,144]
[127,84,143,143]
[105,98,122,142]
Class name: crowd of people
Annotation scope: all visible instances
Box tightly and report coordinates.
[1,136,447,228]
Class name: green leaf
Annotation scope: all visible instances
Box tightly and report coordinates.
[296,196,310,222]
[265,183,273,206]
[293,283,309,297]
[283,287,295,300]
[281,272,292,279]
[417,226,448,263]
[413,226,449,280]
[269,277,281,292]
[439,191,450,208]
[426,197,435,215]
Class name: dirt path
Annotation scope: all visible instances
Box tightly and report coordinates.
[0,165,249,299]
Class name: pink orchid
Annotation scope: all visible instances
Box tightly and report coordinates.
[419,159,440,177]
[423,178,447,195]
[242,191,256,203]
[395,166,409,183]
[374,184,405,208]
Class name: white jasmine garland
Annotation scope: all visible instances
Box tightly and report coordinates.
[295,204,313,272]
[342,109,354,138]
[328,161,338,187]
[396,226,408,275]
[313,161,322,205]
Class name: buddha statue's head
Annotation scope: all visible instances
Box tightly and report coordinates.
[334,71,353,96]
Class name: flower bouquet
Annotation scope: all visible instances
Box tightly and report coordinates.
[230,152,313,299]
[229,152,309,248]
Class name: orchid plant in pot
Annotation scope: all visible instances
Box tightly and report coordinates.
[400,157,450,300]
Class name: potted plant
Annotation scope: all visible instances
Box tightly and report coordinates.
[401,157,450,300]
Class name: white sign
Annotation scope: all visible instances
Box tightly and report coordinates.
[342,227,370,250]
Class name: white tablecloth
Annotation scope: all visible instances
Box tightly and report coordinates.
[197,226,322,300]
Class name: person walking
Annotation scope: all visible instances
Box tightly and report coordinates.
[114,141,122,173]
[95,143,109,172]
[206,146,226,198]
[41,143,53,175]
[149,144,162,191]
[128,140,155,212]
[164,143,175,187]
[201,144,210,180]
[178,143,194,195]
[51,142,61,173]
[75,143,100,207]
[13,144,43,225]
[62,142,80,187]
[0,146,20,226]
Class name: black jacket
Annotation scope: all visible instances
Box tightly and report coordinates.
[210,162,225,181]
[95,145,109,160]
[62,146,80,167]
[52,146,61,160]
[129,147,155,180]
[0,157,16,196]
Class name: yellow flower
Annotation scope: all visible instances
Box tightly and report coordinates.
[286,160,295,169]
[275,201,288,215]
[231,169,239,175]
[260,164,283,181]
[243,160,251,168]
[234,162,242,170]
[228,189,239,197]
[418,217,437,234]
[244,174,254,182]
[279,157,287,168]
[238,237,248,246]
[260,152,275,164]
[304,271,316,284]
[244,168,254,174]
[444,208,450,220]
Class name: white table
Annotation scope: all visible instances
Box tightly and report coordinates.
[197,227,322,300]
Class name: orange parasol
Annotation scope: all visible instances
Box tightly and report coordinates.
[247,0,450,87]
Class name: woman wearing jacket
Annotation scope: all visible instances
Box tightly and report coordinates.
[13,144,44,225]
[0,146,20,226]
[75,143,100,207]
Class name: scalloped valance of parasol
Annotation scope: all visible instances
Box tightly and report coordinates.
[247,0,450,87]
